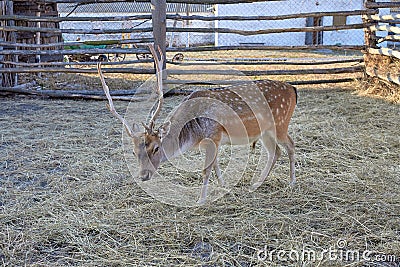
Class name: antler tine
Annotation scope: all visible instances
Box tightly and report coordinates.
[148,44,165,128]
[97,62,134,137]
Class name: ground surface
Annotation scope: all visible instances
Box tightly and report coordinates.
[1,83,399,266]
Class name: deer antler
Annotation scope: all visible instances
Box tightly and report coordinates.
[97,62,134,137]
[147,44,165,128]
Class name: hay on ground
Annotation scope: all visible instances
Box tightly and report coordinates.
[0,83,399,266]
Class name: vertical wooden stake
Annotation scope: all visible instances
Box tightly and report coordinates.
[151,0,167,71]
[363,0,378,49]
[36,4,42,78]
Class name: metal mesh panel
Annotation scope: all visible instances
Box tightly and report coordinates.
[213,0,365,47]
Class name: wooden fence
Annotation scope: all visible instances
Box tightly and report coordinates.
[0,0,399,93]
[363,0,400,86]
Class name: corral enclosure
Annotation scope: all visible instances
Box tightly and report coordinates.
[1,0,400,266]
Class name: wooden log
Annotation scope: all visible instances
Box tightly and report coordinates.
[41,0,284,4]
[0,14,153,22]
[166,45,364,52]
[0,86,145,101]
[167,66,363,76]
[0,9,376,23]
[365,66,400,85]
[0,38,3,86]
[0,67,155,74]
[0,23,369,35]
[363,14,400,22]
[367,47,400,61]
[363,0,378,49]
[165,24,368,35]
[365,2,400,9]
[28,88,141,96]
[377,35,400,43]
[0,25,154,34]
[0,47,149,55]
[1,59,153,66]
[0,38,154,48]
[169,58,363,66]
[151,0,167,70]
[164,78,358,86]
[370,25,400,34]
[289,78,357,85]
[35,6,41,68]
[167,10,376,22]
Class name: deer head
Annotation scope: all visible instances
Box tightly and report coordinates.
[97,44,170,181]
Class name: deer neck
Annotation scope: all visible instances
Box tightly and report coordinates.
[160,118,203,162]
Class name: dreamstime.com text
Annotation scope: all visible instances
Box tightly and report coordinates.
[257,239,397,264]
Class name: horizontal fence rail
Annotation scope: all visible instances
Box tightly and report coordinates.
[0,10,377,23]
[42,0,284,4]
[165,24,369,35]
[167,67,363,76]
[167,10,377,21]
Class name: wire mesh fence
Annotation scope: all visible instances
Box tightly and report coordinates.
[58,3,153,43]
[165,1,369,48]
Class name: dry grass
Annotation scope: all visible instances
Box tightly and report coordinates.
[356,76,400,104]
[358,54,400,104]
[1,49,399,266]
[1,82,399,266]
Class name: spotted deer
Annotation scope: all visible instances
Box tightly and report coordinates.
[98,45,297,204]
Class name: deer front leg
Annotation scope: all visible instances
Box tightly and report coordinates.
[198,138,219,205]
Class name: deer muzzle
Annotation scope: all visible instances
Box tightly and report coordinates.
[139,169,153,181]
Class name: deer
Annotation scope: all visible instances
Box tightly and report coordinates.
[97,45,297,204]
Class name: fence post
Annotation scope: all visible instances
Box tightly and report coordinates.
[363,0,378,49]
[151,0,167,72]
[0,38,3,87]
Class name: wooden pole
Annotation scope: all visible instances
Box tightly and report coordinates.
[36,5,41,78]
[0,38,3,87]
[0,9,376,23]
[151,0,167,70]
[151,0,167,89]
[363,0,378,49]
[37,0,284,4]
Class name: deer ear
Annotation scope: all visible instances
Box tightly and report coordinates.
[158,121,171,139]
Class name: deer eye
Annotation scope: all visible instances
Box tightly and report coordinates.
[153,146,159,154]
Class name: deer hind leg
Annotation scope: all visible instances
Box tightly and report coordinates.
[213,157,224,186]
[198,138,219,204]
[250,132,277,192]
[279,134,296,186]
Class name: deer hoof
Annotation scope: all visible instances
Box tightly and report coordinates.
[196,198,207,205]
